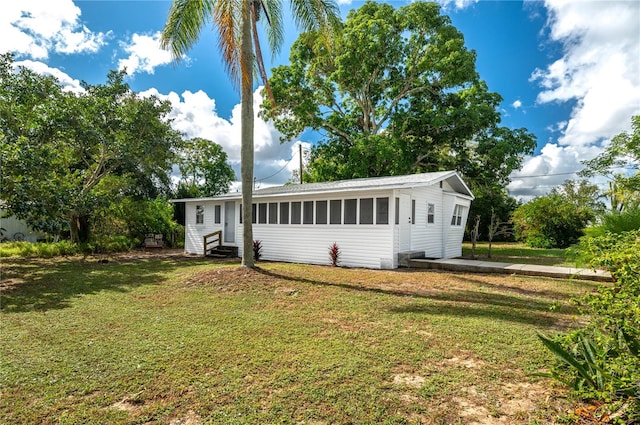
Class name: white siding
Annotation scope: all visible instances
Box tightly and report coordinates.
[231,190,394,269]
[182,176,473,268]
[442,194,471,258]
[0,211,44,242]
[184,201,225,254]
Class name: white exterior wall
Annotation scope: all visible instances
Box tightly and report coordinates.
[0,211,44,242]
[441,194,471,258]
[181,176,472,268]
[233,190,395,269]
[184,201,225,254]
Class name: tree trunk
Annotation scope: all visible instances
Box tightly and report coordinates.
[240,0,255,267]
[68,213,91,244]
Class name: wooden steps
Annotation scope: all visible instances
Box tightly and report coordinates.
[205,245,238,258]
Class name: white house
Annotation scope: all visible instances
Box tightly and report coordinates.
[175,171,474,269]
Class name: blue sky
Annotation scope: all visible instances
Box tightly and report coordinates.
[2,0,639,199]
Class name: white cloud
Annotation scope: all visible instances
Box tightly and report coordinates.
[118,32,175,75]
[530,0,640,147]
[508,143,603,201]
[513,1,640,200]
[0,0,107,59]
[141,87,302,187]
[436,0,479,11]
[511,99,522,109]
[14,60,84,93]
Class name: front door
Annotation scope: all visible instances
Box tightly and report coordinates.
[224,202,235,243]
[399,194,411,251]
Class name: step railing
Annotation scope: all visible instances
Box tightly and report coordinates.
[203,230,222,256]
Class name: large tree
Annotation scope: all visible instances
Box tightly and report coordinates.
[175,137,236,198]
[0,54,181,242]
[161,0,339,267]
[580,115,640,211]
[263,1,535,234]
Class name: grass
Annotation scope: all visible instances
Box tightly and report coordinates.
[462,242,575,267]
[0,254,598,424]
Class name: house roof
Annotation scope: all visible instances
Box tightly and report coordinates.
[173,170,474,202]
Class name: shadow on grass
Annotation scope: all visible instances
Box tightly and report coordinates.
[253,267,579,328]
[0,256,214,313]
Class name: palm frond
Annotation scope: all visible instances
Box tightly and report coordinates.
[161,0,215,61]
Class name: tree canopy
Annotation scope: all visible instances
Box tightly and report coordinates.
[263,1,536,189]
[175,137,235,198]
[0,54,182,242]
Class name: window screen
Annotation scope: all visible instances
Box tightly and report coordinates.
[376,198,389,224]
[214,205,221,224]
[316,200,327,224]
[344,199,357,224]
[395,198,399,225]
[258,203,267,224]
[268,203,278,224]
[411,200,416,225]
[330,200,341,224]
[252,203,257,224]
[303,201,314,224]
[280,202,289,224]
[427,203,435,224]
[291,202,301,224]
[196,205,204,224]
[360,198,374,224]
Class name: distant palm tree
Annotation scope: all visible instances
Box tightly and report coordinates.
[161,0,340,267]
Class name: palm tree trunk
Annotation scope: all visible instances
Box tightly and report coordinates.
[240,0,255,267]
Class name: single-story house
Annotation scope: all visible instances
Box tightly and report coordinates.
[175,170,474,269]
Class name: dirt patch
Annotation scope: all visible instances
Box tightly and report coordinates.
[184,266,283,291]
[393,373,427,388]
[169,410,202,425]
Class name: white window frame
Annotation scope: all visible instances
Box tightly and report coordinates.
[195,205,204,225]
[451,204,464,226]
[427,203,435,224]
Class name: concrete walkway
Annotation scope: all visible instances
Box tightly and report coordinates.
[409,258,612,282]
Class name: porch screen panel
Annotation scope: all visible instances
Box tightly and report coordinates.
[258,203,267,224]
[316,201,327,224]
[330,200,341,224]
[344,199,357,224]
[376,197,389,224]
[360,198,374,224]
[279,202,289,224]
[268,203,278,224]
[291,202,301,224]
[303,201,314,224]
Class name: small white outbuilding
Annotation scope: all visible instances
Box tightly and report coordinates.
[176,170,474,269]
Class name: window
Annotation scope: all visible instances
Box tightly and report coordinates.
[376,198,389,225]
[360,198,374,224]
[411,200,416,225]
[258,203,267,224]
[303,201,314,224]
[395,197,399,225]
[316,200,327,224]
[451,205,464,226]
[252,203,257,224]
[427,203,435,224]
[269,203,278,224]
[279,202,289,224]
[344,199,357,224]
[196,205,204,224]
[330,200,341,224]
[291,202,301,224]
[214,205,221,224]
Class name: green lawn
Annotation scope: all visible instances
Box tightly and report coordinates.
[462,242,575,267]
[0,255,597,424]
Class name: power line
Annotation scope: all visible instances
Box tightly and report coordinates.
[255,156,294,183]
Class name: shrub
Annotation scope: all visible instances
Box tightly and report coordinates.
[539,230,640,421]
[0,241,79,258]
[512,193,594,248]
[328,242,340,266]
[253,240,263,261]
[585,206,640,238]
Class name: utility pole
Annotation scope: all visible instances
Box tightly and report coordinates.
[299,143,303,184]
